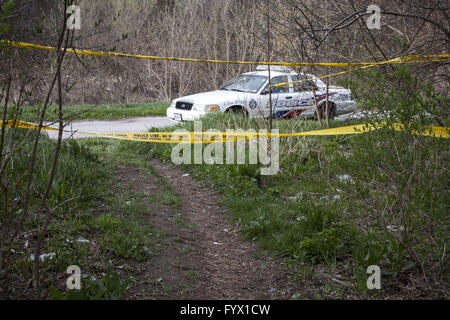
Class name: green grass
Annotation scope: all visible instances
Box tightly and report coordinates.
[9,102,169,122]
[42,153,168,299]
[185,271,200,281]
[0,129,170,299]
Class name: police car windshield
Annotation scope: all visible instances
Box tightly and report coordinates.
[221,75,268,93]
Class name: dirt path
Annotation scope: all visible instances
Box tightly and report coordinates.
[116,158,297,299]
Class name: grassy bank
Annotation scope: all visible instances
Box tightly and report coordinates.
[0,131,171,299]
[9,102,169,122]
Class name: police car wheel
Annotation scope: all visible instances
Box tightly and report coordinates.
[227,107,247,116]
[316,103,336,120]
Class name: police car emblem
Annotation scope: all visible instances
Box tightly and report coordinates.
[249,99,257,109]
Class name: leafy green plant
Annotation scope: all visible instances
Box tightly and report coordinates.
[352,233,414,277]
[352,238,386,268]
[49,272,128,300]
[102,232,149,261]
[92,214,121,233]
[298,227,345,264]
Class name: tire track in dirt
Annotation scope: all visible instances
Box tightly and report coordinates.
[147,159,296,299]
[116,158,297,299]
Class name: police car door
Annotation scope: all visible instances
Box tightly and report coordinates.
[290,75,318,117]
[259,75,294,119]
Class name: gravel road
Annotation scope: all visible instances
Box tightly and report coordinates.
[45,116,176,139]
[44,112,363,140]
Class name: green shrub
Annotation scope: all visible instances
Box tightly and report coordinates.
[342,65,449,278]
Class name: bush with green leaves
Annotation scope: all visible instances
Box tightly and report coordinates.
[341,65,449,279]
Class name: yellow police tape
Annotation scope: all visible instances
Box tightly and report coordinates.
[4,40,450,69]
[1,120,448,143]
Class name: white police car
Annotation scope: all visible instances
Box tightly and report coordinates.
[166,66,356,121]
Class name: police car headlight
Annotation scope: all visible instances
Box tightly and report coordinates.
[193,104,219,112]
[192,104,206,111]
[170,101,176,108]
